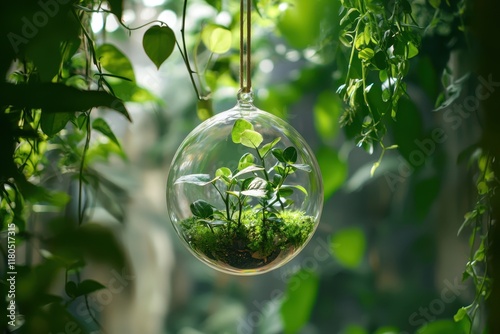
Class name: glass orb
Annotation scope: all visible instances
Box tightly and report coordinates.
[166,96,323,275]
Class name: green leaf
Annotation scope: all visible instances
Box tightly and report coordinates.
[175,174,212,186]
[65,281,78,299]
[373,51,387,70]
[107,0,123,19]
[0,83,130,121]
[290,164,312,172]
[41,111,74,137]
[343,325,368,334]
[331,227,366,269]
[240,189,267,197]
[280,269,319,334]
[238,153,255,170]
[92,118,121,148]
[317,147,347,200]
[408,41,419,59]
[201,24,232,54]
[477,181,488,195]
[216,167,232,178]
[313,91,342,141]
[233,165,265,179]
[272,148,286,163]
[277,0,323,49]
[77,279,106,296]
[232,119,254,143]
[197,98,214,121]
[416,319,465,334]
[454,307,468,322]
[190,200,214,218]
[429,0,441,9]
[282,185,308,196]
[259,137,281,158]
[283,147,298,164]
[278,188,294,197]
[358,48,375,61]
[240,129,264,148]
[96,44,135,82]
[143,25,176,69]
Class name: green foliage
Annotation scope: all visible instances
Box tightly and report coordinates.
[280,269,319,334]
[330,227,366,269]
[176,119,314,268]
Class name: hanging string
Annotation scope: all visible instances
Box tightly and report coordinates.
[239,0,252,93]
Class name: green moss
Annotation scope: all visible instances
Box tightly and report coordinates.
[180,209,315,269]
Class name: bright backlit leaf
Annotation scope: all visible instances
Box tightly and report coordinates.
[201,24,232,54]
[330,227,366,269]
[280,269,319,334]
[313,91,342,141]
[232,119,254,143]
[96,44,135,82]
[240,129,263,148]
[317,147,347,200]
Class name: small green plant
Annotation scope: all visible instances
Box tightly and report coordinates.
[175,119,315,269]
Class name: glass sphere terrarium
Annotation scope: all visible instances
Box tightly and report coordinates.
[166,92,324,275]
[166,0,322,275]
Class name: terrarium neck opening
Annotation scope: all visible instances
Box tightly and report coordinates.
[239,0,252,95]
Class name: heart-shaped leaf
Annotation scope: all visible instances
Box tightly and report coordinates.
[143,25,176,69]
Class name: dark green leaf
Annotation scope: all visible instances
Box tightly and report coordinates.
[278,188,294,197]
[282,185,308,196]
[107,0,124,19]
[92,118,121,148]
[65,281,78,299]
[143,25,176,69]
[272,148,286,163]
[77,279,106,296]
[429,0,441,9]
[0,83,130,121]
[190,200,214,218]
[41,111,74,137]
[283,147,298,164]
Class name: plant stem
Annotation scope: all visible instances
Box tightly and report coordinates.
[179,0,202,100]
[78,112,91,226]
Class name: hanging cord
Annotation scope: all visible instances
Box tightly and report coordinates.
[239,0,252,93]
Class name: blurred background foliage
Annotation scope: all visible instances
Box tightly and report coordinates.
[0,0,497,333]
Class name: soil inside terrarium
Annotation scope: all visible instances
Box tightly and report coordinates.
[181,209,315,270]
